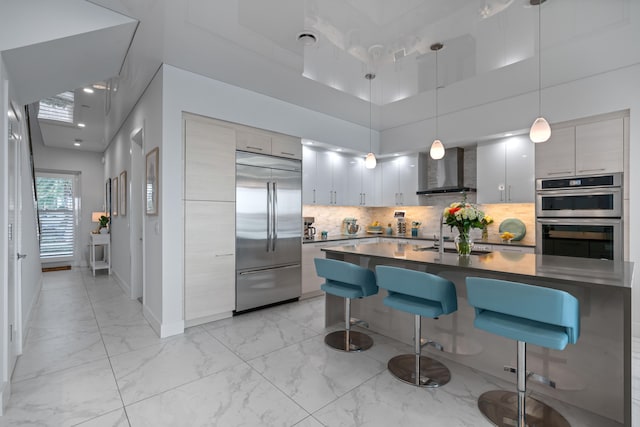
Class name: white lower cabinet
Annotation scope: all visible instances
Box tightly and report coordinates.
[184,201,236,325]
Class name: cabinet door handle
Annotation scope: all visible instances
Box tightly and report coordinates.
[363,193,366,205]
[313,189,316,204]
[577,168,606,173]
[215,253,234,257]
[499,189,504,202]
[334,191,337,204]
[548,171,573,176]
[246,145,263,151]
[400,192,404,204]
[280,151,295,156]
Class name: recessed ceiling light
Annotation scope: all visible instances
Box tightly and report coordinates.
[83,87,94,94]
[504,133,513,137]
[77,123,86,128]
[394,153,399,156]
[297,32,317,46]
[73,142,81,147]
[336,148,343,152]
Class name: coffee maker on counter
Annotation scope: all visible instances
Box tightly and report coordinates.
[303,217,316,241]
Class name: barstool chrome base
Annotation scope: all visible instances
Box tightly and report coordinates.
[387,354,451,388]
[478,390,571,427]
[324,330,373,352]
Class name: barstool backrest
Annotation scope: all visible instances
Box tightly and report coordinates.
[375,266,457,315]
[466,277,580,344]
[314,258,378,297]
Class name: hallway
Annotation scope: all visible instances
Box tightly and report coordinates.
[0,269,632,426]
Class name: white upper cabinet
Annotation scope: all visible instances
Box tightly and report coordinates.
[236,127,302,160]
[346,157,379,206]
[477,136,534,204]
[535,116,624,178]
[302,146,317,204]
[575,117,624,175]
[308,150,347,205]
[380,155,419,206]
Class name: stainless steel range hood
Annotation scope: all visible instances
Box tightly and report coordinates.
[416,148,476,195]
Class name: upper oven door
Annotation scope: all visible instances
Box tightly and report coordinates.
[536,187,622,218]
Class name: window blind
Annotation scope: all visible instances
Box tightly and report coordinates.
[38,91,75,124]
[36,174,75,258]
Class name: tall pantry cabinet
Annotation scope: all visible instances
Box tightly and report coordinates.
[183,114,236,326]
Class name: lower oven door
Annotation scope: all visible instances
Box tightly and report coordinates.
[536,218,622,260]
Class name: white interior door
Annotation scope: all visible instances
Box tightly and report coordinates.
[6,107,19,375]
[130,128,144,300]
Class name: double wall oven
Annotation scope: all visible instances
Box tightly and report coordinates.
[536,173,623,261]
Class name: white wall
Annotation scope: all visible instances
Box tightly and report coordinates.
[104,67,164,334]
[18,110,43,346]
[0,52,10,410]
[31,131,104,268]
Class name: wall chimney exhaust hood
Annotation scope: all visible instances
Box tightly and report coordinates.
[416,148,476,195]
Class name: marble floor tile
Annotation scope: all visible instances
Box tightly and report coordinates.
[41,271,86,291]
[37,285,90,306]
[74,409,130,427]
[203,310,320,360]
[249,335,386,413]
[100,320,166,357]
[125,363,308,427]
[12,329,107,382]
[268,296,327,333]
[93,295,146,327]
[0,358,122,427]
[294,416,325,427]
[85,282,130,305]
[27,317,100,341]
[110,328,243,405]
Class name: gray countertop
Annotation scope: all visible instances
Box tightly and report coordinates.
[322,242,634,289]
[304,234,535,248]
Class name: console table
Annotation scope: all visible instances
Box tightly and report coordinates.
[89,233,111,276]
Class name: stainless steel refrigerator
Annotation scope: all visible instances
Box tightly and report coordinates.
[235,151,302,312]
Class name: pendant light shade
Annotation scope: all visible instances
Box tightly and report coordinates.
[364,73,377,169]
[529,117,551,143]
[530,0,551,143]
[430,42,445,159]
[365,152,377,169]
[430,139,445,160]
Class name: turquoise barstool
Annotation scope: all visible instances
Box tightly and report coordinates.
[314,258,378,352]
[466,277,580,427]
[375,265,457,387]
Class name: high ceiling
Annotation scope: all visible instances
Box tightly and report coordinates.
[1,0,635,152]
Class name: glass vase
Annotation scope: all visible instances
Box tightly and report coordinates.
[455,229,473,256]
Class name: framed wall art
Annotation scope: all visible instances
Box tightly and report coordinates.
[112,176,119,216]
[119,170,127,216]
[105,178,111,218]
[146,147,159,215]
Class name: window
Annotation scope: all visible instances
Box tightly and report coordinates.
[36,173,76,259]
[38,91,75,124]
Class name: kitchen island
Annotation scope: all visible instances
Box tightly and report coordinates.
[322,242,634,426]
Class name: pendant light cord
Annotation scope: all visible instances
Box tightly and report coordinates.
[369,75,372,153]
[435,48,439,138]
[538,1,542,117]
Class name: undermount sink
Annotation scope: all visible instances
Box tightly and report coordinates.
[413,246,492,256]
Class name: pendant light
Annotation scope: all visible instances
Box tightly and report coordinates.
[529,0,551,143]
[364,73,377,169]
[430,42,445,160]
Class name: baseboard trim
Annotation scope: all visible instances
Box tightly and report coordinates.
[22,275,43,348]
[143,304,161,336]
[301,290,324,300]
[112,271,131,299]
[161,320,185,338]
[0,380,10,415]
[185,311,232,328]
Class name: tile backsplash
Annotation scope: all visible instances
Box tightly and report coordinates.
[303,201,535,246]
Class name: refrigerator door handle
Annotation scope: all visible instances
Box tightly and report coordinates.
[272,182,278,251]
[266,181,272,252]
